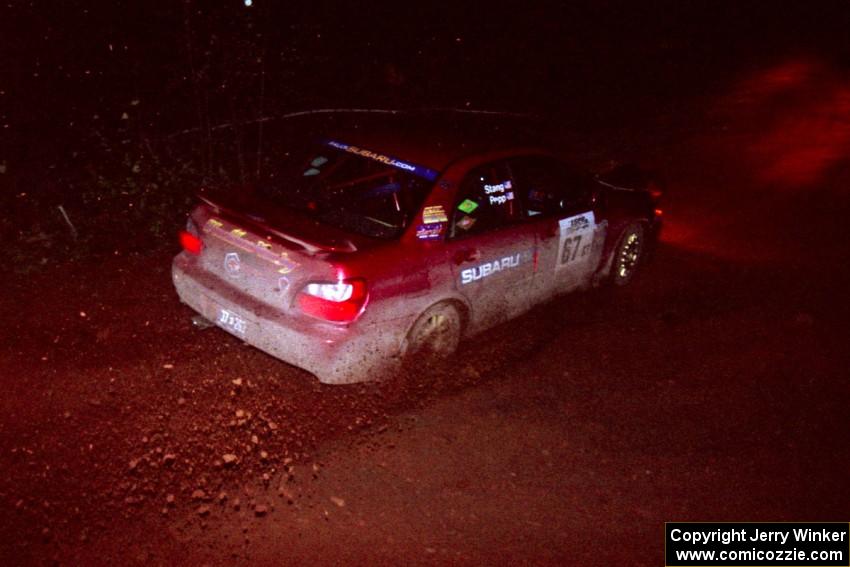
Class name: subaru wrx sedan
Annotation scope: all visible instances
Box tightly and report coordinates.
[172,119,662,383]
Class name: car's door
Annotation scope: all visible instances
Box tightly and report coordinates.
[510,156,607,298]
[446,160,537,331]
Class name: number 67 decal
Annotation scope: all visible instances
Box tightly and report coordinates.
[557,212,596,269]
[561,235,582,263]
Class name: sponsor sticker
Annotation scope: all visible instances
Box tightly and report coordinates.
[416,223,444,241]
[456,215,476,231]
[423,205,449,224]
[276,252,298,274]
[457,199,479,214]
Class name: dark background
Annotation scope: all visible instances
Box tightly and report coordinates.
[2,2,850,565]
[3,1,849,260]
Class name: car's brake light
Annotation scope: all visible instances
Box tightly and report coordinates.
[179,230,204,255]
[297,278,368,323]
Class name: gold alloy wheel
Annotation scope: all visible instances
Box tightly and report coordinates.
[611,224,645,286]
[617,232,642,279]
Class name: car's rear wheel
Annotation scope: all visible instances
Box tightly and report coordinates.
[404,302,462,361]
[611,223,645,286]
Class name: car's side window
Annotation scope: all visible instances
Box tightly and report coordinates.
[451,161,522,238]
[511,156,593,218]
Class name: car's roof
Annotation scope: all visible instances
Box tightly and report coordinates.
[271,110,552,172]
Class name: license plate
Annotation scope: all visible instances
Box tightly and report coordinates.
[217,308,248,337]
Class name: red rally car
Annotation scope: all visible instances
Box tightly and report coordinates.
[172,116,662,383]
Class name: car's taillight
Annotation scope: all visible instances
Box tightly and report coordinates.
[297,278,368,323]
[179,230,204,255]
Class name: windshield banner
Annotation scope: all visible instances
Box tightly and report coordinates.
[325,139,439,181]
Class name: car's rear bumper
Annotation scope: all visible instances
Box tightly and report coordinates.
[172,253,404,384]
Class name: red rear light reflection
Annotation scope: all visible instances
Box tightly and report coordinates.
[297,278,368,323]
[179,230,204,255]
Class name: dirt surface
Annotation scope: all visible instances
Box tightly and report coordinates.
[2,58,850,565]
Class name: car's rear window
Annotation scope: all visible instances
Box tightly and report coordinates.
[257,140,436,239]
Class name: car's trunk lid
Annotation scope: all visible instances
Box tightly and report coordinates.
[192,192,372,315]
[199,191,364,254]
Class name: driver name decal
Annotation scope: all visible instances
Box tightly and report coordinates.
[483,180,515,206]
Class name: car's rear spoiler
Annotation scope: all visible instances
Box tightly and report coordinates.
[198,193,358,254]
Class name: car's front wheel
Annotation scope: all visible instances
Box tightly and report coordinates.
[611,223,645,286]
